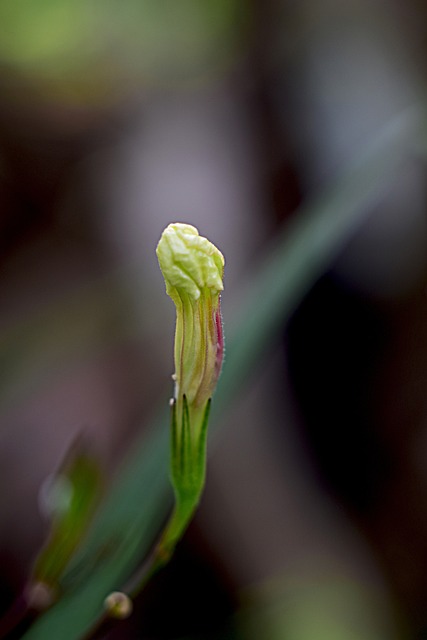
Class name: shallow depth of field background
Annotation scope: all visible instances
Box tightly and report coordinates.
[1,1,427,638]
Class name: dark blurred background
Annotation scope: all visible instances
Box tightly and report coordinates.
[1,1,427,638]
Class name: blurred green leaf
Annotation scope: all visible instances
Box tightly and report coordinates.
[31,439,103,593]
[22,106,420,639]
[238,575,401,640]
[0,0,243,100]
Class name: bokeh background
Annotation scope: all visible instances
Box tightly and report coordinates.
[1,1,427,638]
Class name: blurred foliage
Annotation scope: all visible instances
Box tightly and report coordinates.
[238,575,401,640]
[31,439,103,594]
[0,0,244,101]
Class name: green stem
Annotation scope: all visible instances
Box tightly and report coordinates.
[126,494,198,598]
[125,396,209,599]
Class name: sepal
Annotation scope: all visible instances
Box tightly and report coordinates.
[170,395,211,504]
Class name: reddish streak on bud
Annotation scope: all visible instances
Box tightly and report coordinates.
[214,299,224,383]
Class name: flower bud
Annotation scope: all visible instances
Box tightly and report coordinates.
[157,223,224,504]
[156,223,224,408]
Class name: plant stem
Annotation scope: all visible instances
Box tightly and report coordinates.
[126,494,198,598]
